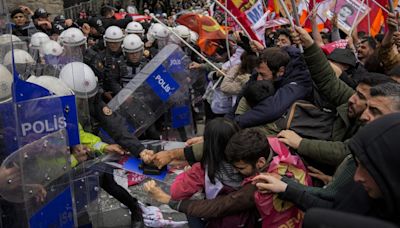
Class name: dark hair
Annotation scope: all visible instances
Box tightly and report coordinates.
[370,82,400,97]
[11,8,24,18]
[363,52,384,73]
[225,128,271,165]
[375,34,385,43]
[238,52,258,75]
[276,28,291,39]
[243,80,275,107]
[100,6,114,17]
[257,47,290,75]
[201,118,240,184]
[357,72,395,86]
[360,37,377,49]
[357,31,367,39]
[370,83,400,110]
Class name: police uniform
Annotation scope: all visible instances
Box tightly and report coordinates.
[120,59,149,87]
[84,48,123,95]
[103,50,126,95]
[86,92,145,156]
[84,47,104,83]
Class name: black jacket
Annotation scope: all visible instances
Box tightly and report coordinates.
[348,113,400,225]
[234,46,313,128]
[12,22,37,37]
[89,93,144,156]
[101,17,132,29]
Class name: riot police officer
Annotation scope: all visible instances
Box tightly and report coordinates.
[58,61,152,159]
[97,26,125,99]
[29,31,50,63]
[3,49,35,80]
[144,23,170,59]
[125,21,145,39]
[120,34,148,87]
[59,27,87,64]
[30,72,148,228]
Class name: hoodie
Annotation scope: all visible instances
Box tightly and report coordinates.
[348,113,400,225]
[235,46,312,128]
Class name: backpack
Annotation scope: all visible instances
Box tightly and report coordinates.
[210,77,236,114]
[275,100,336,140]
[252,137,313,228]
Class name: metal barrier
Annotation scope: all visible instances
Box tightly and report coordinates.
[64,0,99,20]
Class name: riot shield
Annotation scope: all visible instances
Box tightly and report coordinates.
[0,98,73,227]
[0,39,31,79]
[0,39,101,227]
[108,44,203,140]
[57,46,106,227]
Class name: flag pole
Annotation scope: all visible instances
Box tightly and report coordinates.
[367,0,371,35]
[278,0,304,52]
[388,0,398,31]
[370,0,390,14]
[224,0,233,67]
[150,15,227,77]
[349,0,366,36]
[213,0,254,42]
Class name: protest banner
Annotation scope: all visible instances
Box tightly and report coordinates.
[325,0,370,34]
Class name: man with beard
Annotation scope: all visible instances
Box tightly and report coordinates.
[234,46,313,128]
[357,37,376,65]
[277,28,395,173]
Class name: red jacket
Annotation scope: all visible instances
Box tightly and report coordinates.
[170,162,260,228]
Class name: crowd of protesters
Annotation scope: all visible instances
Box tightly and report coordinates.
[0,1,400,228]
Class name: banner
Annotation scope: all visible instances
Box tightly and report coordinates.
[321,39,349,54]
[325,0,370,34]
[300,0,335,31]
[220,0,264,43]
[265,18,291,28]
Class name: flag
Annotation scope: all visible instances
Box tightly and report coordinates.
[357,0,393,36]
[300,0,334,32]
[114,12,127,20]
[252,10,271,45]
[176,13,227,56]
[219,0,264,43]
[268,0,281,13]
[176,13,226,39]
[130,14,152,22]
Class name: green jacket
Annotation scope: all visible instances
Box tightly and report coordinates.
[297,43,361,166]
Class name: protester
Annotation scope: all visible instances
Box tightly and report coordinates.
[10,6,36,37]
[2,1,400,227]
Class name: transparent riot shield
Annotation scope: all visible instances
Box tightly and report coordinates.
[0,0,9,36]
[108,44,203,140]
[0,39,31,80]
[0,96,74,227]
[0,39,102,227]
[59,46,107,227]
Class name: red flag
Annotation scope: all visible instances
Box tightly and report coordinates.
[114,12,127,20]
[302,0,331,32]
[219,0,262,43]
[357,0,388,36]
[176,13,227,56]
